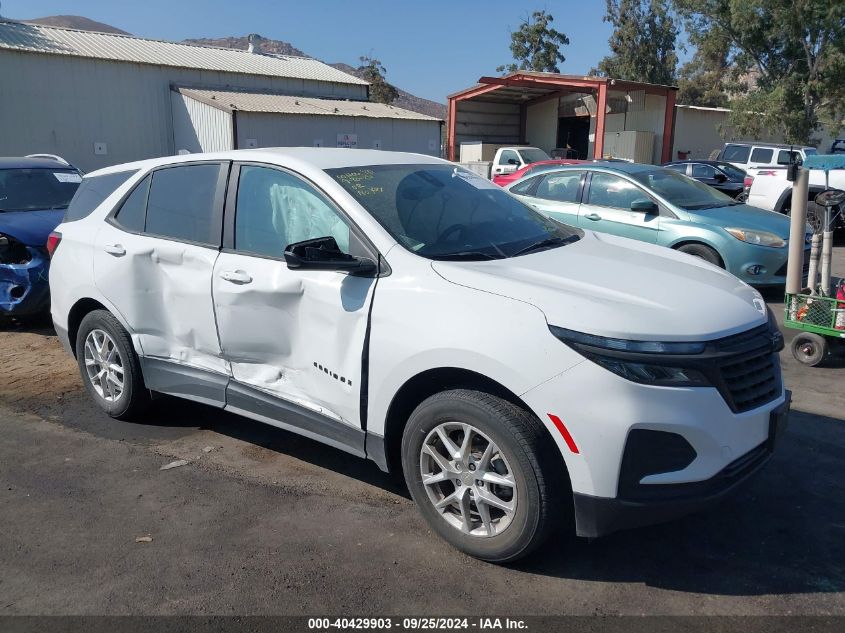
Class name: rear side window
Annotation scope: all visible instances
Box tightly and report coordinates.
[64,170,136,222]
[113,175,150,232]
[691,164,716,178]
[665,164,687,173]
[750,148,773,163]
[536,172,583,203]
[721,145,750,162]
[145,164,221,245]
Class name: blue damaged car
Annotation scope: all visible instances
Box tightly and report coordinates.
[0,157,82,320]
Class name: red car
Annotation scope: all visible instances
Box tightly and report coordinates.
[492,159,586,187]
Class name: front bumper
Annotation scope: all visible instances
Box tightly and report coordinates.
[0,246,51,317]
[725,245,809,287]
[573,393,789,537]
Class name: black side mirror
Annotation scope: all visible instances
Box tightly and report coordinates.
[508,158,519,165]
[630,199,658,214]
[284,236,376,275]
[714,172,727,182]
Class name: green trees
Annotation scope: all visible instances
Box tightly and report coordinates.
[674,0,845,143]
[497,10,570,73]
[357,56,399,105]
[596,0,678,86]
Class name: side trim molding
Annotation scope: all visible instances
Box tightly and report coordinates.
[140,357,228,408]
[225,381,367,459]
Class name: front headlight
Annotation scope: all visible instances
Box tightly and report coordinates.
[549,326,709,387]
[724,227,786,248]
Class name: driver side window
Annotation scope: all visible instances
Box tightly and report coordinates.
[234,166,350,258]
[499,150,519,166]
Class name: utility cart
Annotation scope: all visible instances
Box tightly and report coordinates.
[783,154,845,366]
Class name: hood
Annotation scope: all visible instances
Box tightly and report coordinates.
[0,209,64,247]
[432,231,767,341]
[687,203,793,239]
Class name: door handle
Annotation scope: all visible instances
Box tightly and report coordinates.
[103,243,126,256]
[584,213,602,221]
[219,269,253,284]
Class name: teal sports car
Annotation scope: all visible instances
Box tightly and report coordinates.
[506,162,811,287]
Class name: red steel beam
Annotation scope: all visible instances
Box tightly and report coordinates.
[660,89,677,163]
[594,82,608,159]
[447,97,457,161]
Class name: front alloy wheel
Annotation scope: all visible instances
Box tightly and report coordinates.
[420,422,517,537]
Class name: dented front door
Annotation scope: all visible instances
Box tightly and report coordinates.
[211,164,376,428]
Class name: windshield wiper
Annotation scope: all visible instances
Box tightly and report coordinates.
[511,235,574,258]
[430,251,499,261]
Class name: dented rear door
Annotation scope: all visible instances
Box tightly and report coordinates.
[93,162,229,375]
[212,163,377,429]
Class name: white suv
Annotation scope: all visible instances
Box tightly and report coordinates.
[50,149,789,562]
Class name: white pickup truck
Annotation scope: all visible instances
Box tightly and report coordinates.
[746,165,845,231]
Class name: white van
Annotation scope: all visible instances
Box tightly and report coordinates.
[49,148,789,562]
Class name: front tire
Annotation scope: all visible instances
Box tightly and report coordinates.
[401,389,564,563]
[75,310,149,419]
[677,243,723,267]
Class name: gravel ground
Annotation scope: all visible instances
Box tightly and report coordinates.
[0,245,843,616]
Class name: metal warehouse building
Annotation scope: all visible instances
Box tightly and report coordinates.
[0,20,442,172]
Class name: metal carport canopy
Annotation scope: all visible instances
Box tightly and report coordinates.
[446,71,677,162]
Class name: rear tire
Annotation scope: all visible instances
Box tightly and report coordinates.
[75,310,149,420]
[677,243,723,267]
[790,332,828,367]
[401,389,565,563]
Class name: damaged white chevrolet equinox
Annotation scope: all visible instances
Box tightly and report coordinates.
[50,149,789,562]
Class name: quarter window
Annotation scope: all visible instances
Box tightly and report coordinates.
[535,172,583,203]
[113,175,150,232]
[234,166,350,258]
[587,173,645,210]
[750,148,774,163]
[509,175,542,196]
[665,164,687,173]
[65,170,136,222]
[145,164,221,245]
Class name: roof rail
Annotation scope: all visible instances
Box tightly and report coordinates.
[25,153,70,166]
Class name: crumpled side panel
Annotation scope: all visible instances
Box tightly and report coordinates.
[93,226,226,374]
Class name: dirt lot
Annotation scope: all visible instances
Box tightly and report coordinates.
[1,246,844,616]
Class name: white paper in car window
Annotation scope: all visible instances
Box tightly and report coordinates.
[54,172,82,183]
[452,167,499,190]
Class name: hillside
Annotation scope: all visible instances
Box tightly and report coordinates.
[183,36,306,57]
[23,15,130,35]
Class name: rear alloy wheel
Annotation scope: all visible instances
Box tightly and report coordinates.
[677,243,723,267]
[402,389,564,563]
[75,310,149,419]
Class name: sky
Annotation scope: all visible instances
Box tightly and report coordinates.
[1,0,659,103]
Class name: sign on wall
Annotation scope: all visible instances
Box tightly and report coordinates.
[337,134,358,149]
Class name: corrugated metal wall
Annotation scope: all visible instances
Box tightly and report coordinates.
[171,91,233,153]
[0,50,367,172]
[454,101,520,148]
[236,112,441,155]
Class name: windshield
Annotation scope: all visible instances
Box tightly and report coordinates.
[0,168,82,212]
[804,148,817,156]
[327,164,581,260]
[518,148,551,164]
[715,163,746,180]
[629,167,737,210]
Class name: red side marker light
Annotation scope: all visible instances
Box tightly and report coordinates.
[547,414,580,454]
[46,231,62,258]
